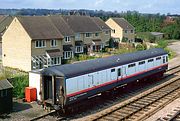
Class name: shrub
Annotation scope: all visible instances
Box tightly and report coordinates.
[136,44,144,51]
[10,75,29,98]
[156,39,168,48]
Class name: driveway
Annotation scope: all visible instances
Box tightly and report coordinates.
[167,41,180,68]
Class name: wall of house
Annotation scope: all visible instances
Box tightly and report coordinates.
[105,18,123,42]
[2,18,32,71]
[123,30,135,42]
[62,36,75,46]
[31,39,63,56]
[102,30,111,46]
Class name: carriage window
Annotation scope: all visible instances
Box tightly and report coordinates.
[156,57,161,60]
[118,68,121,76]
[148,59,154,62]
[128,63,136,68]
[166,56,168,62]
[139,61,145,65]
[163,57,166,63]
[111,69,115,72]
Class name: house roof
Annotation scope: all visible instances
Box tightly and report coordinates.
[17,16,64,40]
[0,15,14,34]
[16,15,107,40]
[150,32,164,36]
[0,79,13,90]
[62,15,102,33]
[91,17,111,30]
[48,16,74,36]
[112,18,134,30]
[39,48,167,78]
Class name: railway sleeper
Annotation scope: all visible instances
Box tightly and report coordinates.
[122,107,137,112]
[130,103,146,108]
[138,99,153,104]
[126,105,141,110]
[102,116,118,121]
[135,101,149,106]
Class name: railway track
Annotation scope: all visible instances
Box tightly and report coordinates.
[86,65,180,121]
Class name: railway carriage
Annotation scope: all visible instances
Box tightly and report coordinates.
[29,48,168,109]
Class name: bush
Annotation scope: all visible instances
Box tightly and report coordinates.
[136,44,144,51]
[156,39,168,48]
[10,75,29,98]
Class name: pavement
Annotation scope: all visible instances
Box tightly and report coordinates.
[168,41,180,68]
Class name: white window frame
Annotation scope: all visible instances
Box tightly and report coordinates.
[65,36,70,42]
[64,51,73,59]
[35,40,46,48]
[85,33,92,38]
[50,39,58,47]
[51,57,61,65]
[75,46,83,53]
[95,33,99,37]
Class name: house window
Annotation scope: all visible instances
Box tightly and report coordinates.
[76,46,83,53]
[95,33,99,37]
[0,90,7,97]
[64,51,73,59]
[51,57,61,65]
[65,36,70,42]
[75,33,80,39]
[128,63,136,68]
[124,30,127,33]
[131,30,134,33]
[112,29,115,33]
[50,40,57,47]
[105,31,109,35]
[85,33,92,38]
[118,68,121,76]
[35,40,46,48]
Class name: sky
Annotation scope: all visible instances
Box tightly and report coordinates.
[0,0,179,14]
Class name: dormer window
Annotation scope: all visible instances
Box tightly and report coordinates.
[65,36,70,42]
[131,30,134,33]
[50,40,57,47]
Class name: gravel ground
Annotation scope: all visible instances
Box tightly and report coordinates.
[0,99,50,121]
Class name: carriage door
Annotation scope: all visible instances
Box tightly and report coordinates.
[122,66,127,78]
[88,75,94,88]
[110,68,117,80]
[117,68,122,80]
